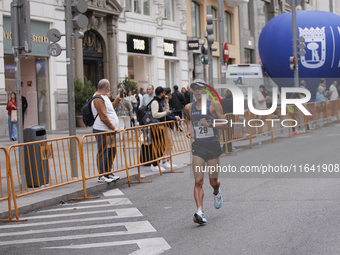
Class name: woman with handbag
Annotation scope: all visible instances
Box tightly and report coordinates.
[6,92,18,141]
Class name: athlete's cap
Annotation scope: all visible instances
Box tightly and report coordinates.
[155,86,165,96]
[190,79,207,89]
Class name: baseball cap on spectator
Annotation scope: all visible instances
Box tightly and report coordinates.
[155,86,165,96]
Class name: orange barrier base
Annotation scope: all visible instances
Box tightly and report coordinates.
[0,219,27,222]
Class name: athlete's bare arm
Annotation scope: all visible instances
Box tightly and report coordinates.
[200,101,227,129]
[184,103,192,138]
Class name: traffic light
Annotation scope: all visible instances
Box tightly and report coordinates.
[201,46,208,64]
[289,56,297,70]
[298,36,306,56]
[206,14,214,46]
[71,0,88,32]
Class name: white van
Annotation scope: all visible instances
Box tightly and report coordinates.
[224,64,280,106]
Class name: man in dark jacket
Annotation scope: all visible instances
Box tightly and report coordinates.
[171,85,187,119]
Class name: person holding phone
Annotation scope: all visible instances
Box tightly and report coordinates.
[6,92,18,141]
[149,86,173,172]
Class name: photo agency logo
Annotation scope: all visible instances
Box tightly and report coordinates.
[202,84,312,128]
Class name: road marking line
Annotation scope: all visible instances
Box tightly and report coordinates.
[42,237,171,254]
[0,221,156,246]
[102,189,124,196]
[37,198,132,212]
[327,134,340,136]
[0,208,143,229]
[0,220,149,237]
[23,207,131,220]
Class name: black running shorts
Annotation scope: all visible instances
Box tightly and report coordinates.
[192,140,222,162]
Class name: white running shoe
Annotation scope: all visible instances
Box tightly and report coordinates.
[98,176,114,183]
[150,165,165,172]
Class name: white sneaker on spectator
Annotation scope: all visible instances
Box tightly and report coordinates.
[162,161,176,170]
[107,174,120,181]
[98,176,114,183]
[150,165,165,172]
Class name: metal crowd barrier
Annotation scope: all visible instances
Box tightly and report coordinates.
[122,121,184,186]
[6,136,83,220]
[0,147,23,222]
[77,130,129,197]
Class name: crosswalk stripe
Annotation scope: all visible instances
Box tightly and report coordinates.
[36,198,132,212]
[102,189,124,196]
[0,221,156,246]
[0,208,143,229]
[24,208,132,220]
[42,237,171,254]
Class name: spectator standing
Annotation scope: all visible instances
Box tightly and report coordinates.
[255,85,270,135]
[135,88,143,108]
[161,88,180,168]
[140,85,155,107]
[150,86,172,172]
[22,95,28,125]
[127,90,137,127]
[116,91,133,130]
[6,92,18,141]
[171,85,187,119]
[316,81,326,128]
[181,87,187,95]
[329,80,339,121]
[92,79,121,183]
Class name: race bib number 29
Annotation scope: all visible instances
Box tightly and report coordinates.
[193,121,214,139]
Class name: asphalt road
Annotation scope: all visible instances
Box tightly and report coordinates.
[1,124,340,254]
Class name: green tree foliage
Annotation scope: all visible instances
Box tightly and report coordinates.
[74,77,96,115]
[118,76,138,94]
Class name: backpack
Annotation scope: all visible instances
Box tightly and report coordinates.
[137,99,158,125]
[82,95,105,127]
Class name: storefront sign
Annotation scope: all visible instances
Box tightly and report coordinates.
[164,40,176,56]
[187,40,199,50]
[3,17,50,57]
[127,34,151,54]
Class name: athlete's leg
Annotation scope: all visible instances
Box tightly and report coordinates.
[207,157,220,195]
[192,155,205,210]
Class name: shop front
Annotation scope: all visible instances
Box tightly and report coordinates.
[3,17,51,130]
[126,34,152,90]
[164,39,178,88]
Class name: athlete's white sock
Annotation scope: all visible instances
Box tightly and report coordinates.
[197,207,203,214]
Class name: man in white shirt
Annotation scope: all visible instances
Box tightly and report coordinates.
[329,80,339,101]
[140,85,155,107]
[255,85,270,135]
[329,80,339,121]
[92,79,121,183]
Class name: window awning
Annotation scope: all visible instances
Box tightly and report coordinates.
[225,0,249,7]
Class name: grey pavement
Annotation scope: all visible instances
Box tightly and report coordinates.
[0,121,339,254]
[0,120,337,220]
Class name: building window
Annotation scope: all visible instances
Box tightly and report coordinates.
[257,0,268,37]
[243,3,250,30]
[224,11,232,44]
[128,55,151,86]
[125,0,150,15]
[212,7,217,41]
[191,1,200,38]
[164,0,175,21]
[244,49,253,64]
